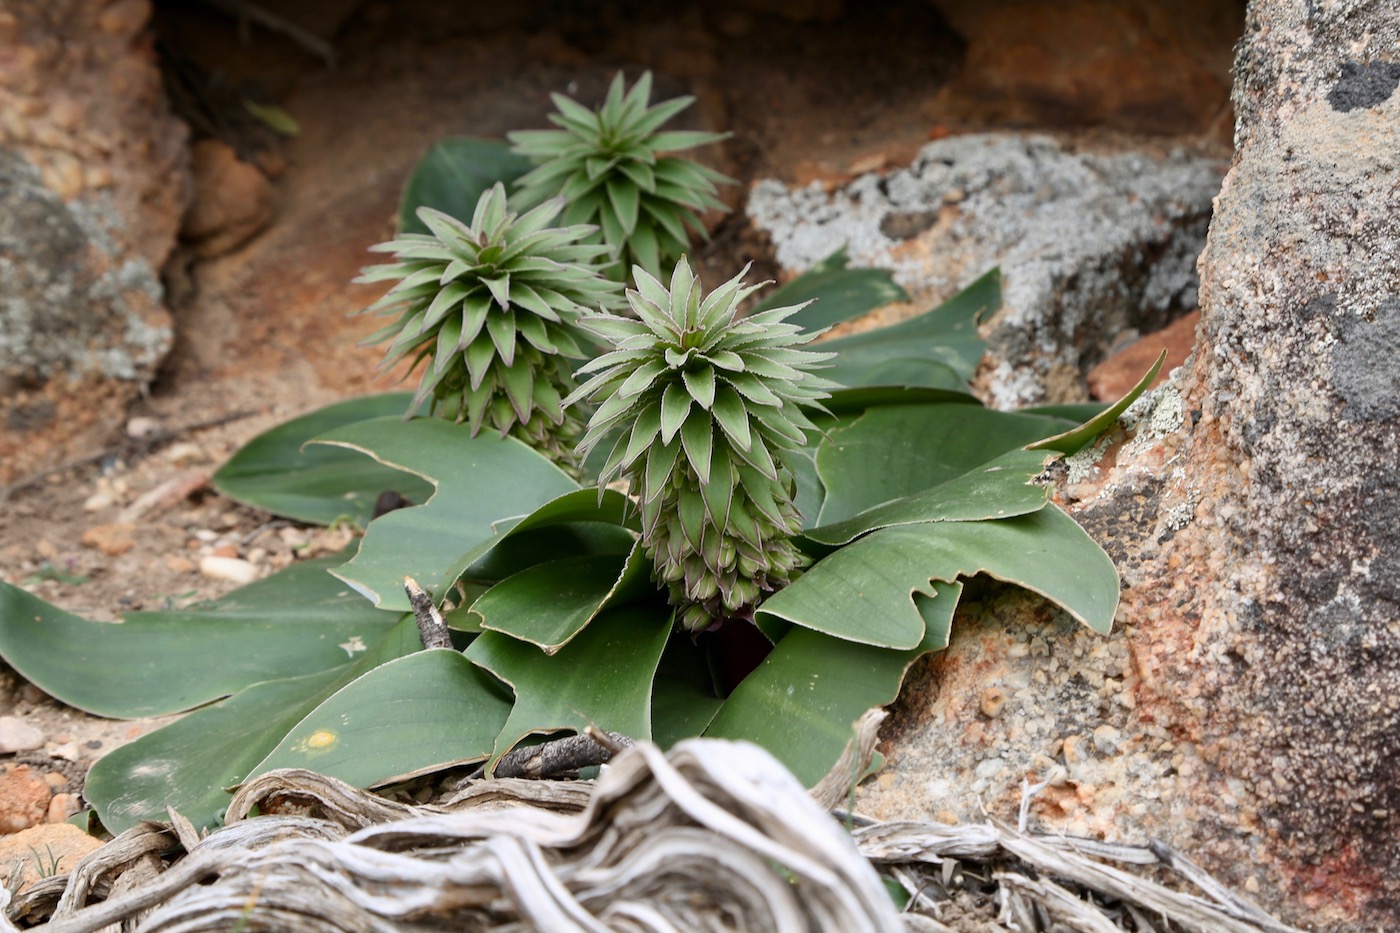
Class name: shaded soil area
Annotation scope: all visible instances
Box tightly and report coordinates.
[0,0,1239,822]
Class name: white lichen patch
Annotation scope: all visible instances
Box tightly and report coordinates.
[1148,386,1185,435]
[1163,502,1196,531]
[1065,434,1115,485]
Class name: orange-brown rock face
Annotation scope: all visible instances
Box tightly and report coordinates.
[929,0,1242,139]
[0,0,188,485]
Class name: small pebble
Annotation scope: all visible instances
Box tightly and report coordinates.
[1092,724,1122,755]
[164,442,206,465]
[0,717,45,753]
[979,686,1006,719]
[82,492,115,512]
[46,793,80,824]
[199,556,259,585]
[125,416,160,439]
[165,555,195,574]
[46,742,80,763]
[81,523,137,557]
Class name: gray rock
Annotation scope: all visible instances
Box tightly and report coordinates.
[747,134,1225,405]
[857,1,1400,928]
[0,715,45,754]
[0,149,171,383]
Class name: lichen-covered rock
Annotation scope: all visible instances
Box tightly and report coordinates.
[859,2,1400,928]
[0,0,186,485]
[0,151,170,383]
[747,134,1224,406]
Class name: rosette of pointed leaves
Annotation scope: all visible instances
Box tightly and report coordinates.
[508,71,734,282]
[356,183,621,472]
[567,258,838,633]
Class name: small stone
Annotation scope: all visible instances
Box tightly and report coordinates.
[80,523,136,557]
[0,764,53,834]
[1092,724,1122,755]
[1062,734,1090,765]
[46,793,80,824]
[209,544,238,559]
[125,416,160,439]
[199,556,259,585]
[0,717,44,753]
[34,539,58,559]
[974,757,1006,780]
[979,686,1007,719]
[46,742,80,763]
[163,442,206,465]
[82,492,115,512]
[165,555,195,573]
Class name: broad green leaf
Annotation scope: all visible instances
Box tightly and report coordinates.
[248,650,512,787]
[450,488,637,592]
[466,604,672,767]
[705,582,959,786]
[814,405,1073,525]
[751,247,909,331]
[761,506,1118,649]
[650,635,724,750]
[213,394,434,525]
[0,553,399,718]
[1029,350,1166,455]
[397,137,532,234]
[312,417,578,610]
[817,268,997,390]
[471,543,652,653]
[824,385,980,413]
[806,448,1055,547]
[84,616,422,834]
[460,521,636,584]
[787,445,825,530]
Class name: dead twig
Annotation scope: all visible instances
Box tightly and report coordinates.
[489,731,636,779]
[403,576,453,650]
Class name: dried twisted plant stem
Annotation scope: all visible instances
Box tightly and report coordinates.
[6,717,1307,933]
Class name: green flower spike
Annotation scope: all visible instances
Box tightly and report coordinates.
[356,183,622,474]
[567,257,839,633]
[508,71,735,282]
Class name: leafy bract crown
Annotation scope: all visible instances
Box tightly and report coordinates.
[567,258,838,631]
[508,71,734,282]
[356,184,621,467]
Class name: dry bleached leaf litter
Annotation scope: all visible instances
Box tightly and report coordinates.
[4,724,1303,932]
